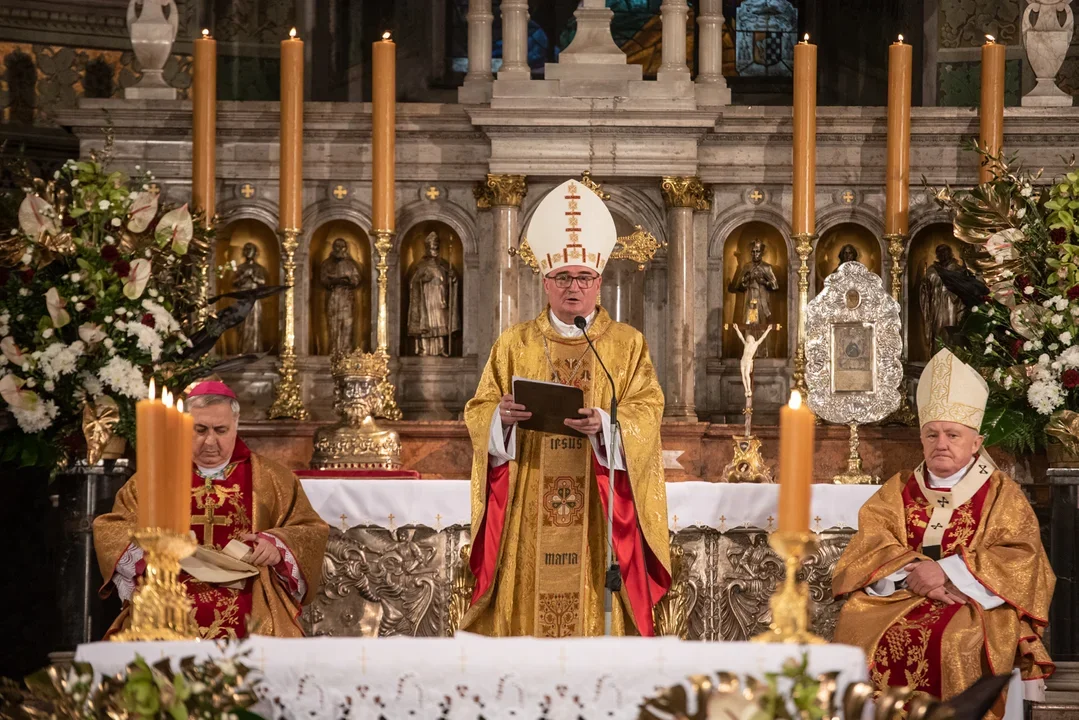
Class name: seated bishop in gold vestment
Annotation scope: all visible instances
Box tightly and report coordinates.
[94,381,328,639]
[833,349,1055,717]
[461,179,671,637]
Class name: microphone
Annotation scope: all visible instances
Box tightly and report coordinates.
[573,314,622,611]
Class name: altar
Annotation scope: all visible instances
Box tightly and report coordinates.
[293,480,878,641]
[74,635,869,720]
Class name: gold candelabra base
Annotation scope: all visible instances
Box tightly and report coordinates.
[832,422,878,485]
[111,529,198,642]
[751,530,826,645]
[722,435,773,484]
[269,350,308,420]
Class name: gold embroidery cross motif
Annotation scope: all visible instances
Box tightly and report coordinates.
[192,495,232,545]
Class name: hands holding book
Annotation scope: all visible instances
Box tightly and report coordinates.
[498,393,601,435]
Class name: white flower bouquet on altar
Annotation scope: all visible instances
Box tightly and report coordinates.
[0,144,217,470]
[933,151,1079,457]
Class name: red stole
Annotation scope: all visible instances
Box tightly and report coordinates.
[183,438,255,639]
[870,472,992,698]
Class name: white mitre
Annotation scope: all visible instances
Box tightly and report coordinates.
[916,348,989,430]
[524,179,617,275]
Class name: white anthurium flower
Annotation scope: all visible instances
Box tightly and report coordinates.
[985,228,1023,264]
[123,258,152,300]
[45,287,71,328]
[0,374,35,412]
[78,323,106,345]
[1,337,26,366]
[18,194,60,240]
[126,191,159,233]
[156,204,193,254]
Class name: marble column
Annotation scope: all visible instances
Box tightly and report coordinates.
[498,0,531,81]
[458,0,494,103]
[695,0,731,106]
[661,177,711,420]
[475,174,528,333]
[659,0,691,82]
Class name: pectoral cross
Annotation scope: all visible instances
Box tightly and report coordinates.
[191,497,232,546]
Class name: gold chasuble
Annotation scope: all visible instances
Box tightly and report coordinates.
[93,440,328,638]
[462,307,671,636]
[832,459,1055,715]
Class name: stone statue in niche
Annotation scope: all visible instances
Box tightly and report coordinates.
[407,232,460,357]
[233,242,267,353]
[838,244,859,266]
[919,244,972,353]
[321,238,364,355]
[728,238,780,357]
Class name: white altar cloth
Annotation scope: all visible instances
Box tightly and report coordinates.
[76,634,868,720]
[299,479,880,532]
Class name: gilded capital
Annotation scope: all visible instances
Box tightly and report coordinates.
[474,174,527,209]
[661,176,711,211]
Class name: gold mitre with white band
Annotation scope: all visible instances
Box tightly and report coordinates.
[916,348,989,430]
[524,179,618,275]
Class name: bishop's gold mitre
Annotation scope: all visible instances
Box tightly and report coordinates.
[916,348,989,430]
[523,179,618,275]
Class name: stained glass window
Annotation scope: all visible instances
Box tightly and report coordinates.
[728,0,798,77]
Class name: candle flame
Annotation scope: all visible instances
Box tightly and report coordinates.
[202,28,210,38]
[985,34,995,43]
[163,389,173,408]
[382,31,392,41]
[177,397,184,414]
[788,390,803,410]
[898,34,904,42]
[289,27,297,39]
[148,377,156,400]
[802,33,809,42]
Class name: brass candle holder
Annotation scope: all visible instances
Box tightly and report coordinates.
[111,528,198,642]
[751,530,826,644]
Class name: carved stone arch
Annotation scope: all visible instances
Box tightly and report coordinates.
[708,206,792,259]
[301,198,375,262]
[604,185,668,246]
[815,203,885,240]
[397,199,478,256]
[908,205,953,239]
[216,196,281,244]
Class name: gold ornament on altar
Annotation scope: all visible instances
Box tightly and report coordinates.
[111,529,198,642]
[82,395,121,466]
[751,530,826,645]
[310,349,403,469]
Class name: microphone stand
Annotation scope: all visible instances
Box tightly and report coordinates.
[575,315,619,636]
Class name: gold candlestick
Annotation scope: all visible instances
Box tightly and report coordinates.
[111,529,198,641]
[269,228,308,419]
[791,232,816,399]
[751,530,826,644]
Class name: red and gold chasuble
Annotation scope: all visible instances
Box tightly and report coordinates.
[868,472,991,698]
[833,455,1055,717]
[184,439,256,640]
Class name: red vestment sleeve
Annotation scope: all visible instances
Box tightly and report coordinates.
[593,455,670,636]
[470,461,510,603]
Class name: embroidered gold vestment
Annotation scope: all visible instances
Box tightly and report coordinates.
[461,307,671,636]
[94,445,328,638]
[832,464,1054,716]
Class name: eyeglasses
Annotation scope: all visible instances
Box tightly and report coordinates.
[548,273,599,289]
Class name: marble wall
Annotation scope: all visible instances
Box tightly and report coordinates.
[55,99,1079,424]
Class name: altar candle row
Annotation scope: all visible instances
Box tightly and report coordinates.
[135,380,193,533]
